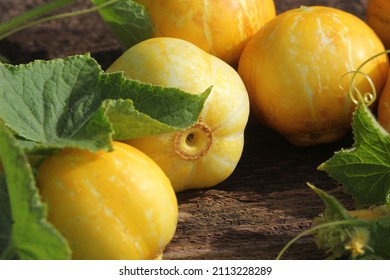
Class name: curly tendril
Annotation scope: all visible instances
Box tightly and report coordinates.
[339,70,377,106]
[339,49,390,106]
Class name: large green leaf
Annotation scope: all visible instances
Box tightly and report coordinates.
[0,54,112,152]
[0,122,71,259]
[318,101,390,208]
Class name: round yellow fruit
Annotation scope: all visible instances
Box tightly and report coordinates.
[37,141,178,260]
[366,0,390,49]
[135,0,276,65]
[238,6,389,146]
[107,37,250,192]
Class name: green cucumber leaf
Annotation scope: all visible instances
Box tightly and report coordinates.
[91,0,153,50]
[99,71,211,139]
[102,99,175,139]
[0,54,112,153]
[310,184,390,259]
[0,121,71,260]
[0,54,210,151]
[318,100,390,208]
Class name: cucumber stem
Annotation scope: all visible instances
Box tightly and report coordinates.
[0,0,120,41]
[0,0,75,35]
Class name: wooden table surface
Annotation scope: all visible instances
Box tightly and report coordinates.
[0,0,369,259]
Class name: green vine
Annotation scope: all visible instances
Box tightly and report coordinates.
[0,0,120,41]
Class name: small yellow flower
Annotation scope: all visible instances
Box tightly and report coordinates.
[344,228,370,258]
[345,240,366,257]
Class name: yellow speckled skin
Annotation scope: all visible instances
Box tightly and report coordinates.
[107,38,250,192]
[238,6,389,146]
[37,141,178,260]
[378,70,390,131]
[366,0,390,49]
[135,0,276,66]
